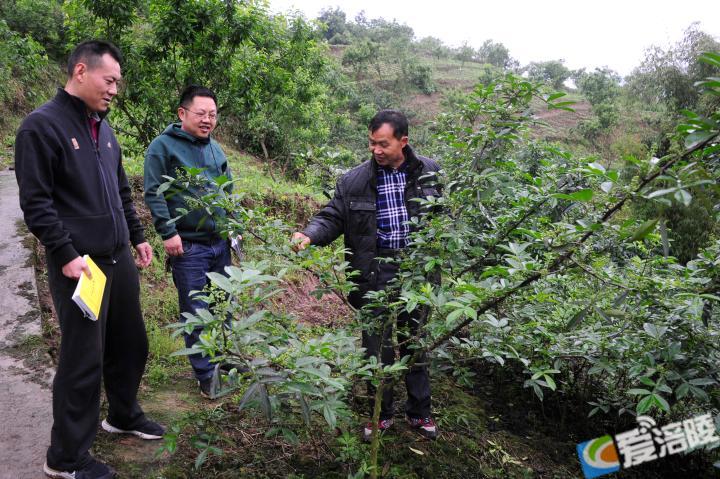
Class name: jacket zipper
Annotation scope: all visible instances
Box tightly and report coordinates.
[87,120,120,263]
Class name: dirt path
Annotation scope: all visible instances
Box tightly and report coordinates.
[0,170,53,478]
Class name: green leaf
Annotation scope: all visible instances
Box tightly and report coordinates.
[676,382,690,399]
[565,307,589,331]
[643,322,667,339]
[685,130,717,150]
[627,388,651,396]
[652,394,670,413]
[639,376,656,387]
[194,448,209,470]
[636,394,654,414]
[689,377,716,386]
[552,189,594,202]
[699,52,720,68]
[543,375,557,391]
[600,181,613,193]
[629,219,658,242]
[545,92,567,101]
[646,187,677,199]
[673,189,692,207]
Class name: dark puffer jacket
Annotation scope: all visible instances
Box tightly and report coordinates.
[302,145,441,306]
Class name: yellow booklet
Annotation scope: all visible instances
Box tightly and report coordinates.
[71,255,107,321]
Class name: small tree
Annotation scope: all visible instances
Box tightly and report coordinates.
[455,41,474,70]
[526,59,571,89]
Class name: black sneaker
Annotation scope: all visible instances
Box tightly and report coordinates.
[362,418,394,442]
[43,458,116,479]
[101,418,165,440]
[406,416,438,440]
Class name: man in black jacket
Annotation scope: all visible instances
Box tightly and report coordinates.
[293,110,441,441]
[15,41,164,479]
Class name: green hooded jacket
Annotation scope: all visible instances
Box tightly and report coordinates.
[144,123,232,243]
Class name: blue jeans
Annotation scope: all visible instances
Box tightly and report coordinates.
[170,238,231,381]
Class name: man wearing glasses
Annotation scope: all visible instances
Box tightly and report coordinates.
[144,85,232,398]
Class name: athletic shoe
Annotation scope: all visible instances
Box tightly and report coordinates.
[362,418,394,442]
[43,458,116,479]
[406,416,438,439]
[101,418,165,440]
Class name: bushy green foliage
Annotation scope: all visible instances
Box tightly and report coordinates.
[626,23,720,115]
[0,0,65,59]
[415,35,450,60]
[149,59,720,475]
[575,67,621,106]
[476,39,516,70]
[0,20,53,121]
[526,59,571,89]
[62,0,337,166]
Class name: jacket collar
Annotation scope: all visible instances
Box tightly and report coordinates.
[369,144,421,189]
[162,123,211,145]
[54,88,110,121]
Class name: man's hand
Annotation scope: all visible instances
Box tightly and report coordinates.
[135,242,153,268]
[291,232,311,252]
[163,234,184,257]
[62,256,91,280]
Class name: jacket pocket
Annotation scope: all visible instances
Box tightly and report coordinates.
[60,214,115,256]
[348,200,376,237]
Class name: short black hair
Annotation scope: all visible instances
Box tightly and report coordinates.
[179,85,218,109]
[67,40,122,78]
[369,109,408,139]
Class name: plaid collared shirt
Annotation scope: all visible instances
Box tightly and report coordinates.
[375,163,410,249]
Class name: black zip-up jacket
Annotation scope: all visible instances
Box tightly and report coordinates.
[302,145,441,306]
[14,88,145,266]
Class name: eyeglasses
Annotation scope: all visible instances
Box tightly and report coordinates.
[181,107,218,121]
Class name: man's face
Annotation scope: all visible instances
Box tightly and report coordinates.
[368,123,408,169]
[76,54,122,113]
[178,96,218,139]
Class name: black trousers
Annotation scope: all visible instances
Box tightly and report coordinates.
[46,246,149,470]
[359,258,431,421]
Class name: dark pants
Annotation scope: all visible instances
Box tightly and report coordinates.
[359,258,431,421]
[169,238,231,382]
[46,246,149,471]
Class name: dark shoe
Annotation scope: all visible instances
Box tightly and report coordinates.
[362,418,394,442]
[406,416,438,439]
[198,377,216,399]
[44,458,116,479]
[101,418,165,440]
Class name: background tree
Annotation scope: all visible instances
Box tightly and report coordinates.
[415,35,449,60]
[526,59,571,89]
[317,6,350,45]
[62,0,337,170]
[476,39,515,69]
[0,0,66,59]
[455,41,475,70]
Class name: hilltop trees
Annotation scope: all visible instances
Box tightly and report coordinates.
[526,59,571,89]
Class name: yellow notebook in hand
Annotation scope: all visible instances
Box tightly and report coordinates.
[71,255,107,321]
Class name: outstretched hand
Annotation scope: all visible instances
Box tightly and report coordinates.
[291,232,311,252]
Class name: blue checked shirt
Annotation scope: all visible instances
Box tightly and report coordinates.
[375,164,410,249]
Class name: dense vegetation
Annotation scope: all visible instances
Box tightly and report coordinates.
[2,1,720,477]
